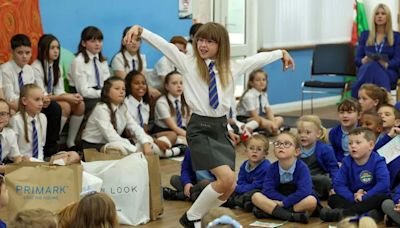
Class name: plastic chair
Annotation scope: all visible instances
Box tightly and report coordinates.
[301,43,356,114]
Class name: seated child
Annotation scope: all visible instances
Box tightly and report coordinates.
[163,148,215,202]
[251,132,317,223]
[359,111,383,142]
[297,115,339,200]
[320,127,390,222]
[374,104,400,150]
[224,134,270,211]
[382,184,400,226]
[357,83,389,114]
[329,98,361,163]
[0,99,21,172]
[69,192,118,227]
[201,207,241,228]
[236,69,284,135]
[9,208,58,228]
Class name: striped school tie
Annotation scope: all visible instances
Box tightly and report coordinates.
[18,70,24,89]
[93,57,101,88]
[229,107,233,119]
[47,66,53,94]
[31,119,39,158]
[259,95,265,116]
[175,99,182,128]
[137,104,144,128]
[208,62,219,109]
[132,59,136,70]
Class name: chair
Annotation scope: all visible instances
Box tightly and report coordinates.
[301,43,356,114]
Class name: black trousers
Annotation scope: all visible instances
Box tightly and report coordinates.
[328,193,389,217]
[42,101,61,158]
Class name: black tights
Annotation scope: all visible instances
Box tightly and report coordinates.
[328,194,388,216]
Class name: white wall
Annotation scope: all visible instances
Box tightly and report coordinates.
[364,0,398,31]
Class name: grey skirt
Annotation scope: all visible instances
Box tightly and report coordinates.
[187,114,235,171]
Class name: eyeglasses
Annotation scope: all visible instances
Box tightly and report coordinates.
[273,141,294,148]
[197,38,217,45]
[0,112,10,118]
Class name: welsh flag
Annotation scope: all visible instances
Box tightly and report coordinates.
[341,0,369,101]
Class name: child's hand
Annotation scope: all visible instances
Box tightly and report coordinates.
[183,183,193,198]
[329,188,335,196]
[281,50,295,71]
[43,96,51,108]
[388,125,400,138]
[354,189,365,202]
[143,143,152,155]
[273,200,283,207]
[123,25,143,45]
[228,131,239,145]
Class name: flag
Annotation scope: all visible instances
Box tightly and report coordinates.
[341,0,369,101]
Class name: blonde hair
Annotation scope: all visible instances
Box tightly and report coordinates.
[201,207,237,228]
[9,208,58,228]
[337,216,377,228]
[296,115,329,143]
[246,134,269,155]
[367,3,394,46]
[193,22,232,89]
[57,202,78,228]
[279,132,300,149]
[70,192,119,228]
[18,84,45,143]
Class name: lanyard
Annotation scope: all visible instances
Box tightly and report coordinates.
[374,38,385,54]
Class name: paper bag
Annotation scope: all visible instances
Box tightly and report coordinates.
[5,163,82,219]
[83,149,164,220]
[82,153,150,225]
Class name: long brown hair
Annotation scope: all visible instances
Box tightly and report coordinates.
[192,22,231,89]
[57,202,78,228]
[37,34,61,90]
[115,26,144,72]
[101,76,125,130]
[367,3,394,46]
[76,26,106,63]
[69,192,119,228]
[18,84,44,143]
[162,71,190,117]
[238,69,268,109]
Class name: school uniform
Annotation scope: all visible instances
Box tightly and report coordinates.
[153,94,187,133]
[328,152,390,216]
[0,127,21,163]
[9,112,47,161]
[2,60,61,157]
[81,103,152,151]
[329,124,356,162]
[261,159,314,208]
[169,149,215,202]
[237,88,269,119]
[31,60,65,96]
[300,140,339,199]
[111,50,147,74]
[382,184,400,225]
[124,95,150,127]
[154,55,178,77]
[1,60,35,103]
[141,28,283,171]
[68,51,110,113]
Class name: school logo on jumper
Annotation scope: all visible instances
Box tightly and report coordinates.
[359,170,373,184]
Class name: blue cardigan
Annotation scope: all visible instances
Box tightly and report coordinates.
[329,124,347,162]
[312,140,339,178]
[180,149,215,186]
[333,152,390,202]
[235,159,271,194]
[261,159,313,208]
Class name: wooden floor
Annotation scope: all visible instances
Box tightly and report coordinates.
[122,105,387,228]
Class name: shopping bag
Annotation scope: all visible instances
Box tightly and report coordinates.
[82,153,150,225]
[5,163,82,219]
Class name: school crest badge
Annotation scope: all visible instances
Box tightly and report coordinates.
[359,170,373,184]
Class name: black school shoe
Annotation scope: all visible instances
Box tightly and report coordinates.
[320,208,343,222]
[179,213,201,228]
[162,187,178,200]
[253,207,273,219]
[279,125,291,132]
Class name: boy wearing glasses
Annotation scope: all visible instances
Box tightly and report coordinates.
[223,134,270,211]
[320,127,390,222]
[251,132,317,224]
[0,99,21,173]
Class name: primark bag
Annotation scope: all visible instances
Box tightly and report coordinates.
[82,153,150,225]
[5,163,82,219]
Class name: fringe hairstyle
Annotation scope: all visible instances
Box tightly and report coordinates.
[76,26,106,63]
[296,115,329,143]
[100,76,125,131]
[193,22,232,89]
[115,26,144,72]
[125,70,150,104]
[162,71,190,117]
[37,34,61,91]
[367,3,394,46]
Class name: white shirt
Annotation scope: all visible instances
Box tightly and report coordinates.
[0,127,21,162]
[68,51,110,98]
[82,103,152,145]
[1,60,35,103]
[9,112,47,161]
[31,60,65,96]
[154,56,177,77]
[124,95,150,125]
[154,94,187,128]
[141,28,283,117]
[237,88,270,116]
[111,50,147,74]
